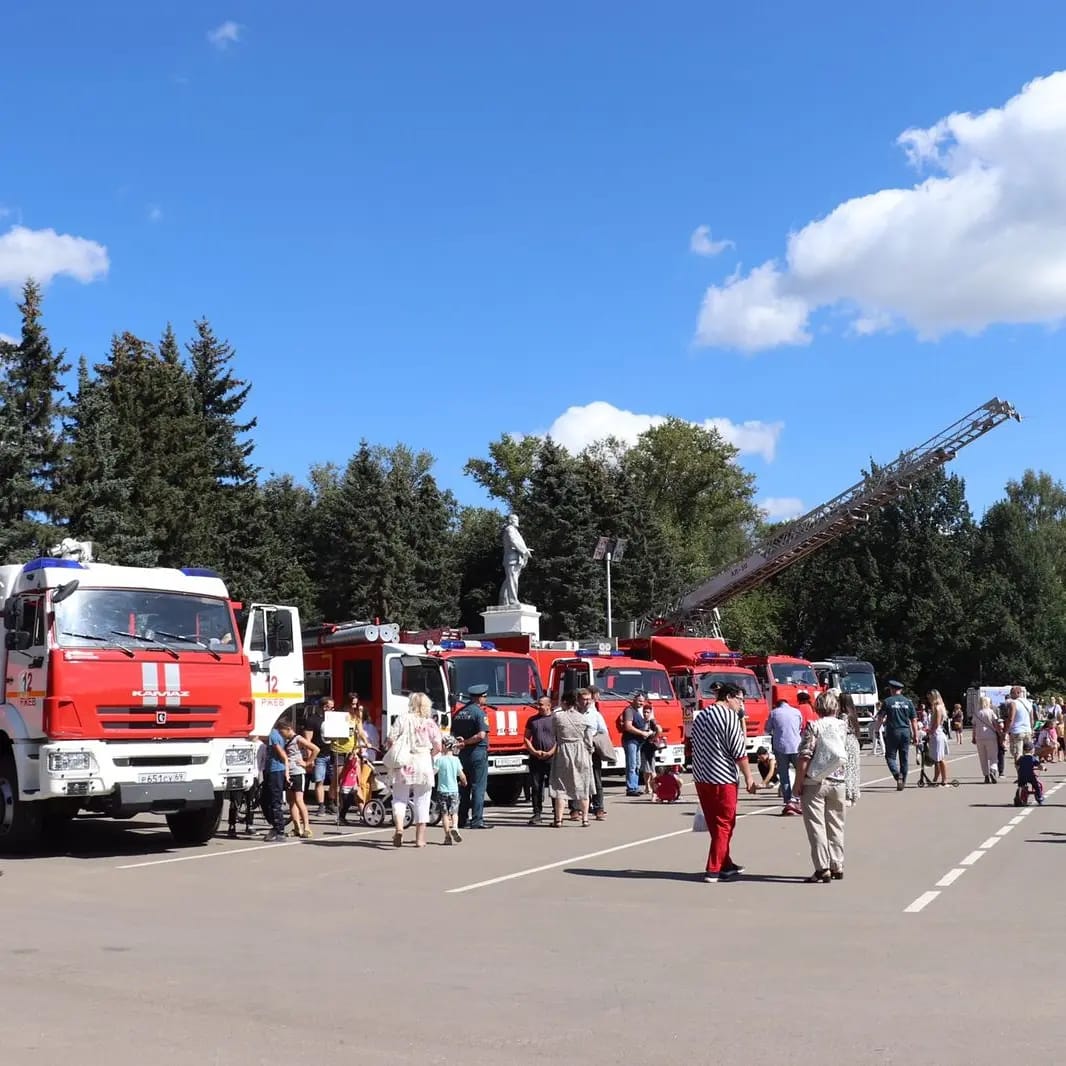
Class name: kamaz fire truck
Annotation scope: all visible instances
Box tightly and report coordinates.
[620,636,769,756]
[0,541,260,850]
[739,654,820,727]
[305,623,542,806]
[486,635,687,772]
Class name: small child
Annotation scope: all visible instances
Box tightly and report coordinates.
[1036,722,1058,765]
[434,736,468,844]
[652,764,682,803]
[1015,740,1044,806]
[755,746,778,789]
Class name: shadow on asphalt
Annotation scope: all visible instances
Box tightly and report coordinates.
[563,867,808,884]
[0,818,182,861]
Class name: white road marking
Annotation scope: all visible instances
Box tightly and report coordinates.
[938,869,972,886]
[447,755,981,895]
[936,868,966,887]
[117,827,387,869]
[904,891,940,913]
[906,766,1065,912]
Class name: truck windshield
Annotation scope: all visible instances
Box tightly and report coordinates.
[697,671,763,701]
[388,657,447,715]
[840,666,877,695]
[54,588,238,653]
[595,667,675,701]
[446,655,542,705]
[771,663,818,687]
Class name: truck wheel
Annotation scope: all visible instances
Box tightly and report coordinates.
[0,748,42,853]
[166,797,223,846]
[486,776,524,807]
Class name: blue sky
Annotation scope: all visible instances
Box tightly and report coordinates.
[2,2,1064,525]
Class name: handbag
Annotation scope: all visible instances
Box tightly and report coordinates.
[592,731,617,764]
[692,807,708,832]
[382,717,413,773]
[806,720,848,781]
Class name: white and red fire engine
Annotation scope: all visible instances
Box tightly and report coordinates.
[0,540,262,850]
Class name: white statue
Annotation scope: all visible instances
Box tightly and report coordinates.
[499,514,532,607]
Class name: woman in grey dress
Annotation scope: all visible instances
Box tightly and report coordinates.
[550,700,594,827]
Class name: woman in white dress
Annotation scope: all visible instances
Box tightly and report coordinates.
[384,692,442,848]
[926,689,950,787]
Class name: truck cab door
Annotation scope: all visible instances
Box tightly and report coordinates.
[671,670,698,736]
[243,604,304,735]
[5,594,47,736]
[550,660,590,707]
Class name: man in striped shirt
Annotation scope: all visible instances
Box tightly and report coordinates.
[691,683,758,882]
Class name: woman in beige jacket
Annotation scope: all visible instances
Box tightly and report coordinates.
[972,695,1002,783]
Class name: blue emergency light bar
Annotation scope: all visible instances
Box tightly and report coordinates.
[697,651,742,662]
[439,639,497,651]
[576,649,625,658]
[23,557,86,573]
[181,567,223,579]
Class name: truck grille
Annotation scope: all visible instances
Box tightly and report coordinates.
[98,706,220,732]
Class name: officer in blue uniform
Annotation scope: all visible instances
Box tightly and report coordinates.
[879,679,919,790]
[452,684,492,829]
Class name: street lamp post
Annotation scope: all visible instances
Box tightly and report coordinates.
[592,536,627,639]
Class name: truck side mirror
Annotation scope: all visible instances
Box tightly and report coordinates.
[2,598,16,629]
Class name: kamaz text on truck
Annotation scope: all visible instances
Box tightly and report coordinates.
[620,636,770,758]
[0,545,260,850]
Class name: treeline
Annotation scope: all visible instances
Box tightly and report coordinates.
[3,283,1064,700]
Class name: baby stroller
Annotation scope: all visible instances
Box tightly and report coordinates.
[916,735,959,788]
[360,778,443,829]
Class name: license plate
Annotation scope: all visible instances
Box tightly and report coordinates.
[493,756,524,768]
[137,772,187,784]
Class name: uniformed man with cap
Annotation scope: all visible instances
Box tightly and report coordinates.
[878,680,918,791]
[452,684,492,829]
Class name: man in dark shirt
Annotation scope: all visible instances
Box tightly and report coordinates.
[523,696,557,825]
[302,698,335,815]
[453,685,491,829]
[879,680,919,791]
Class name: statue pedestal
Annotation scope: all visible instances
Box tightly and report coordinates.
[481,604,541,641]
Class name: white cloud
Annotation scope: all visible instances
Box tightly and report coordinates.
[544,401,783,462]
[0,332,16,345]
[148,205,163,223]
[207,21,242,50]
[695,70,1066,352]
[0,225,109,290]
[760,496,806,521]
[689,225,733,257]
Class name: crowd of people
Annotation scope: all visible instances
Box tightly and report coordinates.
[229,679,1060,880]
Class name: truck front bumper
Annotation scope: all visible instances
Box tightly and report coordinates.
[38,739,255,809]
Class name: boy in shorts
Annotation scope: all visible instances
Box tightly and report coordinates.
[434,736,467,844]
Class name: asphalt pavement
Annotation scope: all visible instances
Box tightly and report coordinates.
[2,745,1062,1066]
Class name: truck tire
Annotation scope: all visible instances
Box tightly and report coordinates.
[0,748,42,853]
[486,776,524,807]
[166,796,223,846]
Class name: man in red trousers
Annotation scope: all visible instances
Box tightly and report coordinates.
[691,683,758,882]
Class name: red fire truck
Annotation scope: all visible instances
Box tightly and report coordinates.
[620,636,769,756]
[0,544,260,850]
[304,623,542,806]
[738,654,820,727]
[488,635,686,772]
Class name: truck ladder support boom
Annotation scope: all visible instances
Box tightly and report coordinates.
[639,397,1020,635]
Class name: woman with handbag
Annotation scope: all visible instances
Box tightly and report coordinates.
[383,692,442,848]
[791,690,850,883]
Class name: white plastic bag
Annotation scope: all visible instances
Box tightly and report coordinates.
[692,807,707,832]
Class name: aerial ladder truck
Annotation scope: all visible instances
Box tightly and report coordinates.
[626,399,1020,719]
